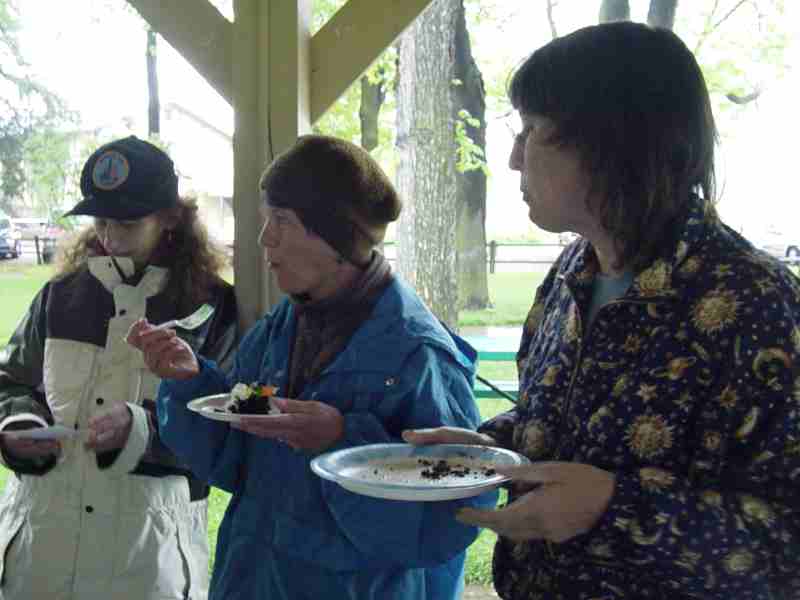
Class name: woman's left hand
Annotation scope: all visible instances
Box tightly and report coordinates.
[231,397,344,452]
[85,404,133,454]
[455,462,615,543]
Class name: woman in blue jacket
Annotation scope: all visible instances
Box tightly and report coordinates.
[128,134,496,600]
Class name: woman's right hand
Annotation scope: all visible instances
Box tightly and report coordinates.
[402,426,495,447]
[125,319,200,380]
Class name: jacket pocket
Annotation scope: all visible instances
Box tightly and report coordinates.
[43,338,98,426]
[112,509,192,599]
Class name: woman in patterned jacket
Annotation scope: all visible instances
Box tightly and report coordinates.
[406,22,800,599]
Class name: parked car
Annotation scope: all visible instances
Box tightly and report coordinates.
[0,216,21,259]
[10,217,51,241]
[751,228,800,265]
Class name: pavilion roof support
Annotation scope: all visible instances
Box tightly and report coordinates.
[311,0,435,122]
[230,0,311,331]
[125,0,435,330]
[126,0,233,104]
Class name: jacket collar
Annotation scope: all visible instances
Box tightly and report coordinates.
[275,277,475,376]
[560,195,717,302]
[88,255,168,297]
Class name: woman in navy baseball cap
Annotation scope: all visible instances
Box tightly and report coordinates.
[0,135,238,599]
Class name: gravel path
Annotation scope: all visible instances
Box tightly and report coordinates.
[462,585,500,599]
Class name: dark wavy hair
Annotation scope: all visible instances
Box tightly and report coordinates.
[55,196,229,314]
[509,21,718,270]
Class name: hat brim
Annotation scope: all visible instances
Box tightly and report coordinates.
[64,196,174,221]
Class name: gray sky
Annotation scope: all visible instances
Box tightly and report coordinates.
[15,0,800,241]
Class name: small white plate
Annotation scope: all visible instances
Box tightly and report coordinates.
[311,443,529,502]
[187,393,281,423]
[1,425,80,441]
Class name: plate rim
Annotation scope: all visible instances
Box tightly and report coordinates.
[187,393,283,422]
[336,477,501,501]
[311,442,527,493]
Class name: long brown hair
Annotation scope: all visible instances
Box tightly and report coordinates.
[56,196,229,314]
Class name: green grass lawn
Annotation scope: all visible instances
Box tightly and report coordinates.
[0,261,527,585]
[460,271,542,327]
[0,262,53,343]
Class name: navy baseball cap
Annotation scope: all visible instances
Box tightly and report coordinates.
[65,136,179,220]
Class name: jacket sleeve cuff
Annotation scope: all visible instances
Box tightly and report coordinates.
[160,357,226,404]
[0,413,55,473]
[477,408,518,449]
[101,403,151,476]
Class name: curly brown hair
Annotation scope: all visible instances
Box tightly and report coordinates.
[55,196,229,314]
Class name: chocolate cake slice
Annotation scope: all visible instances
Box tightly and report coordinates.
[226,383,280,414]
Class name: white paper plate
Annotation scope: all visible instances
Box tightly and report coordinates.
[311,443,529,501]
[1,424,80,441]
[187,393,282,423]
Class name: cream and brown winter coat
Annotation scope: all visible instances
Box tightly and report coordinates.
[0,256,237,599]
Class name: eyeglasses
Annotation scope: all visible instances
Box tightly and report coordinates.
[504,116,538,146]
[259,208,300,247]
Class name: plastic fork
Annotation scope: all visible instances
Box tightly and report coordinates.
[151,303,215,331]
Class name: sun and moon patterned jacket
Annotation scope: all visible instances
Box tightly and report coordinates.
[479,196,800,600]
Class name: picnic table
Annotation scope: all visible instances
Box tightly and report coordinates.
[463,332,520,401]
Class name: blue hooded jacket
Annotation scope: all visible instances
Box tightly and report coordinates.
[157,278,498,599]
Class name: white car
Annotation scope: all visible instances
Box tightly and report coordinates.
[752,230,800,265]
[0,216,21,259]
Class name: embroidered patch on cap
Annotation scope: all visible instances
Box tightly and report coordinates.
[92,150,130,191]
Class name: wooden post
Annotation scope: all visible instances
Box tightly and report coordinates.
[125,0,436,332]
[488,240,497,274]
[231,0,311,332]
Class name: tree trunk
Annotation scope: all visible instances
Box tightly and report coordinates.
[0,152,23,215]
[647,0,678,29]
[147,29,160,136]
[359,73,385,152]
[453,0,489,310]
[546,0,559,39]
[599,0,630,23]
[396,0,459,329]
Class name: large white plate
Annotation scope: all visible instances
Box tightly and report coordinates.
[311,443,529,502]
[187,393,281,423]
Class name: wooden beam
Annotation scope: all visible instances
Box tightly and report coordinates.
[232,0,311,331]
[269,0,312,154]
[310,0,434,123]
[126,0,233,105]
[232,0,269,331]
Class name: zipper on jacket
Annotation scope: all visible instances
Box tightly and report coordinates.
[70,349,100,596]
[556,294,672,456]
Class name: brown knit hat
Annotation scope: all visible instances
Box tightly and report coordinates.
[259,135,402,265]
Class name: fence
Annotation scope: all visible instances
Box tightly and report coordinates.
[382,241,565,272]
[33,236,57,265]
[485,241,564,273]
